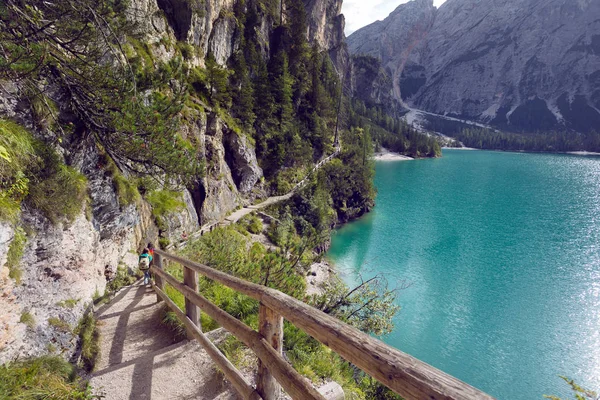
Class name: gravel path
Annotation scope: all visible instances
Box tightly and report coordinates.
[90,282,240,399]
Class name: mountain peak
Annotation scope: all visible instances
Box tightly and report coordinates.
[347,0,600,133]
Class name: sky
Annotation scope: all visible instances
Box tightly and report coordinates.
[342,0,447,36]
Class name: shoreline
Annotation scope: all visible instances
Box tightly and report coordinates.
[373,147,414,161]
[442,146,478,150]
[306,260,334,296]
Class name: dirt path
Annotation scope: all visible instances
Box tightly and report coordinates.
[90,282,239,399]
[172,146,342,249]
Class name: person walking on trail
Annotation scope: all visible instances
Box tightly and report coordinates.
[139,248,153,285]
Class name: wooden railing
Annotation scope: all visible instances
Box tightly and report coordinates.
[151,249,495,400]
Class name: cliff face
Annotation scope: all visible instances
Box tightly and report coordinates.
[347,0,435,103]
[348,0,600,133]
[0,0,349,362]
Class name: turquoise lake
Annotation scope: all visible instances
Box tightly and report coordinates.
[327,149,600,399]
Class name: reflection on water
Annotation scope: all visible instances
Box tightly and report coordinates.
[328,150,600,399]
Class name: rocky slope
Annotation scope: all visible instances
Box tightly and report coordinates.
[348,0,600,133]
[0,0,347,363]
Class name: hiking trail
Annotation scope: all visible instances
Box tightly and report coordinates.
[90,282,240,400]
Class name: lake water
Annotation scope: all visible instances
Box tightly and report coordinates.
[327,149,600,399]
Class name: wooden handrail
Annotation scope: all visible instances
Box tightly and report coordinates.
[152,264,325,400]
[153,248,495,400]
[152,281,261,400]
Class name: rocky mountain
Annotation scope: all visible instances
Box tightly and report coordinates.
[0,0,348,362]
[347,0,600,133]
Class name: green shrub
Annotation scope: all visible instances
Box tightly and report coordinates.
[146,190,185,218]
[239,214,263,234]
[0,119,36,223]
[57,299,79,309]
[19,312,35,329]
[161,310,186,339]
[272,166,307,195]
[100,152,140,207]
[0,120,90,225]
[0,119,36,182]
[136,176,159,194]
[158,237,170,249]
[0,356,95,399]
[0,196,21,223]
[112,173,140,207]
[75,313,100,372]
[106,266,138,293]
[6,227,26,283]
[28,164,87,224]
[47,317,71,333]
[177,42,195,60]
[545,377,598,400]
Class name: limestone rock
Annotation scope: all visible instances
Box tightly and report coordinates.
[199,114,242,225]
[223,131,263,195]
[347,0,600,132]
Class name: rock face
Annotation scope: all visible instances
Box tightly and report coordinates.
[0,0,348,362]
[347,0,600,133]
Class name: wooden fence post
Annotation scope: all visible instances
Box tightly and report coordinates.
[257,303,283,400]
[184,266,200,336]
[154,252,164,303]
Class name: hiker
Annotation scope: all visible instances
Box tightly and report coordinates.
[139,248,152,285]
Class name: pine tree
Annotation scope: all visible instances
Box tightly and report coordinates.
[231,51,256,129]
[206,52,232,108]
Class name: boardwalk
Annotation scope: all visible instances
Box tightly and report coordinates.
[90,282,240,400]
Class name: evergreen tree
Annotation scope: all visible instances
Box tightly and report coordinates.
[206,52,232,108]
[230,50,256,129]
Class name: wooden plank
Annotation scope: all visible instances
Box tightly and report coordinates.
[153,252,164,303]
[153,249,495,400]
[151,266,326,400]
[183,265,200,337]
[256,304,283,400]
[152,282,261,400]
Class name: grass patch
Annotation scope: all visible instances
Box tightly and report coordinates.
[106,266,140,293]
[0,119,36,181]
[112,173,140,207]
[57,299,80,309]
[28,164,87,224]
[47,317,71,333]
[19,311,35,329]
[162,264,219,332]
[146,189,185,217]
[0,119,35,223]
[6,227,26,284]
[0,119,88,225]
[161,309,187,340]
[158,237,170,248]
[0,356,95,399]
[75,313,100,372]
[0,196,21,224]
[99,150,140,207]
[217,336,254,370]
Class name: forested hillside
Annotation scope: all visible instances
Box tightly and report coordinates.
[0,0,428,390]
